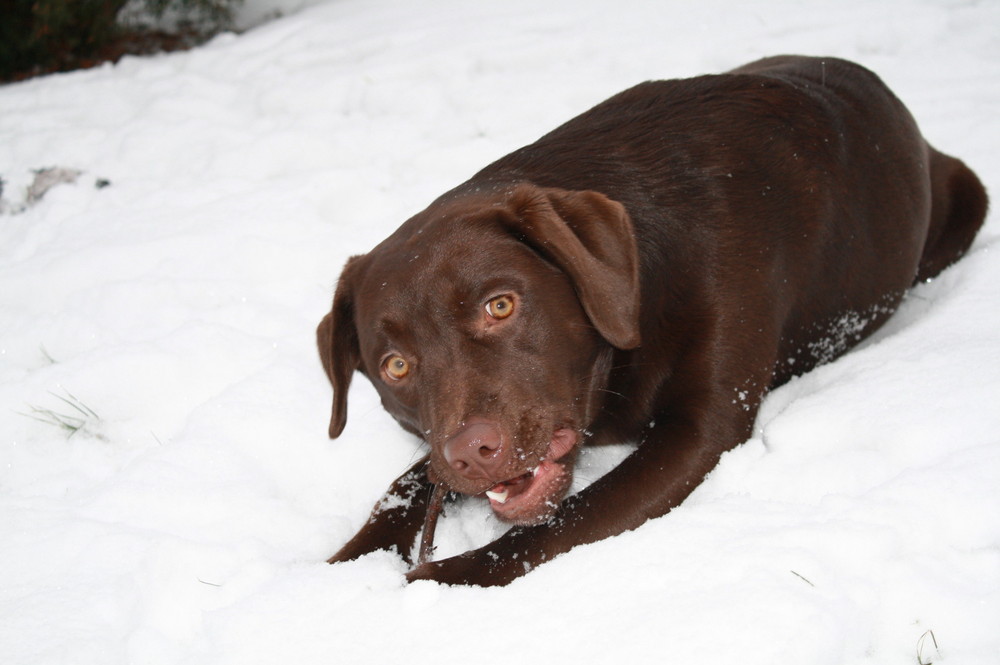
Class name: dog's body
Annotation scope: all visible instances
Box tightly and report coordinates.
[317,56,987,586]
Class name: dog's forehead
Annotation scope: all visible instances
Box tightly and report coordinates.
[352,215,540,323]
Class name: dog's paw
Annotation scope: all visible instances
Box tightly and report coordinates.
[406,547,539,587]
[406,556,483,586]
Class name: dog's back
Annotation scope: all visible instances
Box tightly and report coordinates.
[469,55,988,389]
[733,56,988,285]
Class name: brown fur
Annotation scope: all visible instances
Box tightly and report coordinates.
[317,56,987,586]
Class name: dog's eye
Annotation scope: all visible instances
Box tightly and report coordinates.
[383,354,410,381]
[486,295,515,320]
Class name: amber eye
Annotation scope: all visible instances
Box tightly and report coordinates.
[383,354,410,381]
[486,294,515,320]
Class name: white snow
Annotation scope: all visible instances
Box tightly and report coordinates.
[2,0,998,663]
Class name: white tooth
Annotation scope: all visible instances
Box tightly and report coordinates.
[486,488,509,504]
[531,466,540,477]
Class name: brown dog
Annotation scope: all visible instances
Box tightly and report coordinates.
[317,55,987,586]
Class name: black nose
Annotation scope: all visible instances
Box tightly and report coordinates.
[442,420,504,481]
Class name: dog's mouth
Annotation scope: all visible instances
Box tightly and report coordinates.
[482,427,579,525]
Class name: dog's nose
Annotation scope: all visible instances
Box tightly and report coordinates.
[443,420,504,480]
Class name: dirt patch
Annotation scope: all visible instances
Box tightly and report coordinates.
[3,25,212,83]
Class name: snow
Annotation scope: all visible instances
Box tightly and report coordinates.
[1,0,998,663]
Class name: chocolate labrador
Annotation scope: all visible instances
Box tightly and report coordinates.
[317,55,987,586]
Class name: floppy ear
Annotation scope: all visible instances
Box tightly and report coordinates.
[503,184,641,349]
[317,256,363,438]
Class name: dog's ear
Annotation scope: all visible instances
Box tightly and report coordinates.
[504,184,641,349]
[317,256,363,438]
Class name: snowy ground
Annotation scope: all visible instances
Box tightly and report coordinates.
[1,1,998,663]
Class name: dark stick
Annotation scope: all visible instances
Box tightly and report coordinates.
[416,483,448,566]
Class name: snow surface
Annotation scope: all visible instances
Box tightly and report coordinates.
[2,1,998,663]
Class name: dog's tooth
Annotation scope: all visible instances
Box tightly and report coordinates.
[486,488,509,504]
[531,466,540,477]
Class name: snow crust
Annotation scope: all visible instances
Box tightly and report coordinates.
[1,1,998,663]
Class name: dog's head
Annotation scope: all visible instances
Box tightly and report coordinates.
[317,184,640,525]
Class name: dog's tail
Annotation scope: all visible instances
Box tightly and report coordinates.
[915,148,989,284]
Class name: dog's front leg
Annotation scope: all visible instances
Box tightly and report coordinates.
[328,456,433,565]
[406,403,755,586]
